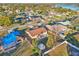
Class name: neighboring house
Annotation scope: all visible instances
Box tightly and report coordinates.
[14,16,23,22]
[0,29,22,52]
[26,16,42,22]
[46,25,71,39]
[14,15,42,23]
[52,25,67,33]
[26,28,47,39]
[46,25,68,34]
[14,13,27,22]
[30,16,42,20]
[2,33,17,49]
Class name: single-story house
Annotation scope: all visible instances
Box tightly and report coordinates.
[0,29,22,51]
[26,16,42,22]
[46,25,70,39]
[46,25,68,34]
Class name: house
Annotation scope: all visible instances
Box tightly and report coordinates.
[14,16,23,22]
[0,29,23,52]
[52,25,67,33]
[2,33,17,49]
[26,16,42,22]
[26,28,47,39]
[14,13,27,22]
[46,25,68,34]
[46,25,71,39]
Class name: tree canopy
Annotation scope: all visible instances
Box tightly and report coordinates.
[0,16,12,26]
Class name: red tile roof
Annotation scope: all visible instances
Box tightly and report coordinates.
[27,28,47,37]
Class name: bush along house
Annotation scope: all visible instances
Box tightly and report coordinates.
[0,29,24,53]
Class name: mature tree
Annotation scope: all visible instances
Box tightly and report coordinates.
[0,16,12,26]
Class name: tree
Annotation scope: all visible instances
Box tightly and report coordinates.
[32,48,39,56]
[0,16,12,26]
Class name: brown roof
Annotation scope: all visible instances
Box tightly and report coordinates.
[27,28,47,37]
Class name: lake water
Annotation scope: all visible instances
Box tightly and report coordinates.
[56,4,79,11]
